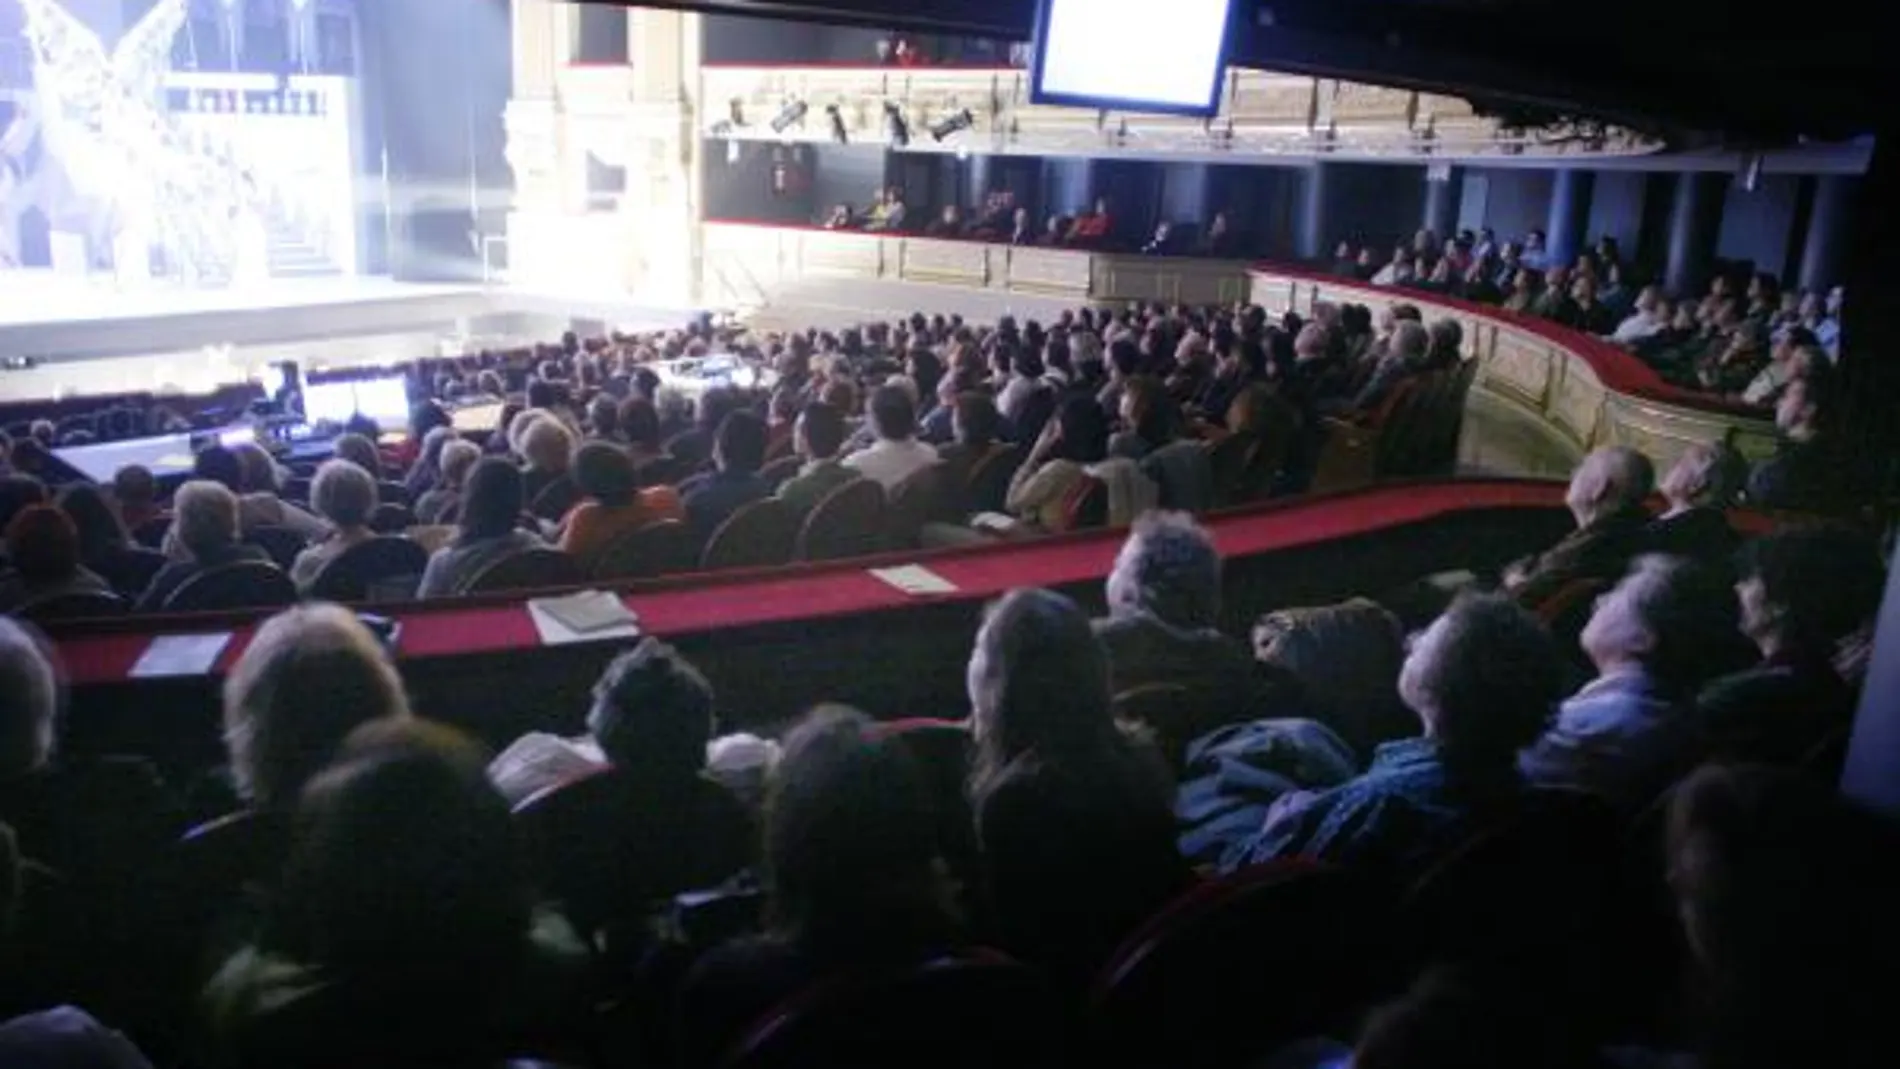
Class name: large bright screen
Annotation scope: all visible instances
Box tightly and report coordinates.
[1030,0,1235,117]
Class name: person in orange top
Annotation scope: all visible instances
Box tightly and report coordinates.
[1066,197,1113,247]
[558,442,683,565]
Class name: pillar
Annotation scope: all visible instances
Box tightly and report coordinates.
[1798,175,1855,293]
[1663,172,1729,297]
[1294,162,1328,262]
[1421,165,1462,240]
[624,6,703,305]
[1545,169,1594,268]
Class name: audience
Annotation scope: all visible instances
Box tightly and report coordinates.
[414,438,482,525]
[775,401,859,520]
[417,459,543,598]
[843,385,939,491]
[287,460,380,592]
[519,415,578,511]
[0,505,115,613]
[1224,593,1560,875]
[1645,441,1743,564]
[110,465,164,533]
[1745,362,1851,512]
[53,484,160,599]
[681,410,772,541]
[557,441,683,563]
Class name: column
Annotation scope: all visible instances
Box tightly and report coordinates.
[1798,175,1855,293]
[1294,162,1328,261]
[626,6,704,304]
[511,0,559,99]
[1545,168,1594,268]
[505,0,567,281]
[1421,165,1462,239]
[1663,172,1729,297]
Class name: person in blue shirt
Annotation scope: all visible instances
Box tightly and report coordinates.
[1221,592,1563,876]
[680,409,772,543]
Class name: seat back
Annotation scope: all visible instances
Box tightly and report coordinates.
[19,589,129,623]
[460,547,585,595]
[1058,474,1110,532]
[796,478,887,561]
[886,462,950,547]
[701,499,799,571]
[369,502,417,534]
[165,560,298,612]
[1090,860,1400,1069]
[759,454,803,491]
[722,954,1057,1069]
[375,480,412,507]
[245,525,308,570]
[963,445,1022,515]
[592,519,697,581]
[280,477,312,505]
[530,476,584,522]
[1377,370,1454,476]
[631,454,686,489]
[309,536,430,602]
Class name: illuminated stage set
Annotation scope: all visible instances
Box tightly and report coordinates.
[0,0,691,402]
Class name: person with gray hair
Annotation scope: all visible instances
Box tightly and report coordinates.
[289,460,382,591]
[1348,318,1432,413]
[416,439,483,526]
[0,618,57,780]
[1645,441,1745,564]
[134,481,272,611]
[1094,513,1264,735]
[1424,318,1464,372]
[1224,593,1562,875]
[1521,555,1743,808]
[1505,445,1656,608]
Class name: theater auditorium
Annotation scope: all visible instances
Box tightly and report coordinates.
[0,0,1895,1065]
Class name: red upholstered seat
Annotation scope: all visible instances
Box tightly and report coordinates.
[460,546,585,595]
[721,952,1059,1069]
[701,499,799,571]
[309,536,430,602]
[1090,859,1402,1068]
[165,560,298,613]
[796,478,886,561]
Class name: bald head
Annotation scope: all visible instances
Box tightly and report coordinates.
[1566,447,1655,527]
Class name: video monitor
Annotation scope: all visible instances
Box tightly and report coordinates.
[1030,0,1237,118]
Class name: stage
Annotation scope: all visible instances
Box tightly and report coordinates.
[0,272,701,402]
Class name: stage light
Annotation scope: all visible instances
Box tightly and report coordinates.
[884,102,910,148]
[929,108,975,143]
[770,100,809,135]
[826,104,849,144]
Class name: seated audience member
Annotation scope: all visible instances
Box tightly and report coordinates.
[1697,525,1877,767]
[1504,446,1655,608]
[1650,764,1900,1069]
[403,426,458,500]
[924,204,963,237]
[417,459,543,599]
[135,481,272,611]
[585,394,622,443]
[1645,442,1744,564]
[681,411,773,541]
[820,203,853,230]
[0,505,114,612]
[968,589,1188,980]
[1140,221,1178,256]
[1519,556,1743,809]
[1066,197,1113,246]
[111,465,164,532]
[519,416,576,509]
[0,617,179,884]
[1035,214,1069,246]
[488,640,754,925]
[330,433,384,480]
[1371,246,1413,287]
[288,461,380,592]
[1095,513,1263,735]
[679,706,961,1068]
[202,720,585,1068]
[618,396,671,472]
[1199,211,1239,257]
[1500,267,1540,314]
[414,439,483,525]
[1610,285,1670,345]
[937,393,1008,483]
[1422,318,1464,372]
[1745,363,1853,512]
[221,603,413,812]
[775,402,858,521]
[1552,274,1616,334]
[1252,598,1413,757]
[558,442,683,564]
[0,1006,156,1069]
[1224,593,1561,875]
[1006,396,1156,531]
[1737,329,1819,407]
[232,443,328,539]
[843,385,939,491]
[1347,320,1430,415]
[1007,207,1034,245]
[57,484,160,598]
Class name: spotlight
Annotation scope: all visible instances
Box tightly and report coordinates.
[826,103,849,144]
[884,102,910,148]
[930,108,975,143]
[770,99,809,135]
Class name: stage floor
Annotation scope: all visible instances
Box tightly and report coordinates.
[0,273,697,402]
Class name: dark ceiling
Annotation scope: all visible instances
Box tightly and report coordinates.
[620,0,1883,145]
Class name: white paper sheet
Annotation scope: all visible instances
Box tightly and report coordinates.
[869,564,960,597]
[527,591,643,646]
[129,633,233,678]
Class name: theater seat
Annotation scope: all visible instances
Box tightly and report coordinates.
[530,477,584,523]
[759,455,802,491]
[701,500,798,571]
[887,463,951,547]
[18,590,128,623]
[369,503,418,534]
[796,479,886,562]
[962,445,1022,515]
[721,952,1059,1069]
[130,516,172,550]
[1090,859,1401,1069]
[461,547,585,595]
[309,537,429,602]
[593,519,697,581]
[245,525,308,570]
[165,561,298,613]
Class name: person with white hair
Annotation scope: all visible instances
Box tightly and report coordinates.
[134,481,272,611]
[1504,446,1656,608]
[1645,441,1744,564]
[288,460,381,591]
[1348,318,1431,413]
[1520,555,1742,809]
[415,439,483,526]
[518,415,576,509]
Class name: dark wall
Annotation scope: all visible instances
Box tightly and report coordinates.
[809,145,892,216]
[702,13,1007,65]
[1321,163,1426,256]
[703,141,819,224]
[1587,170,1648,257]
[1465,168,1556,242]
[1717,173,1803,279]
